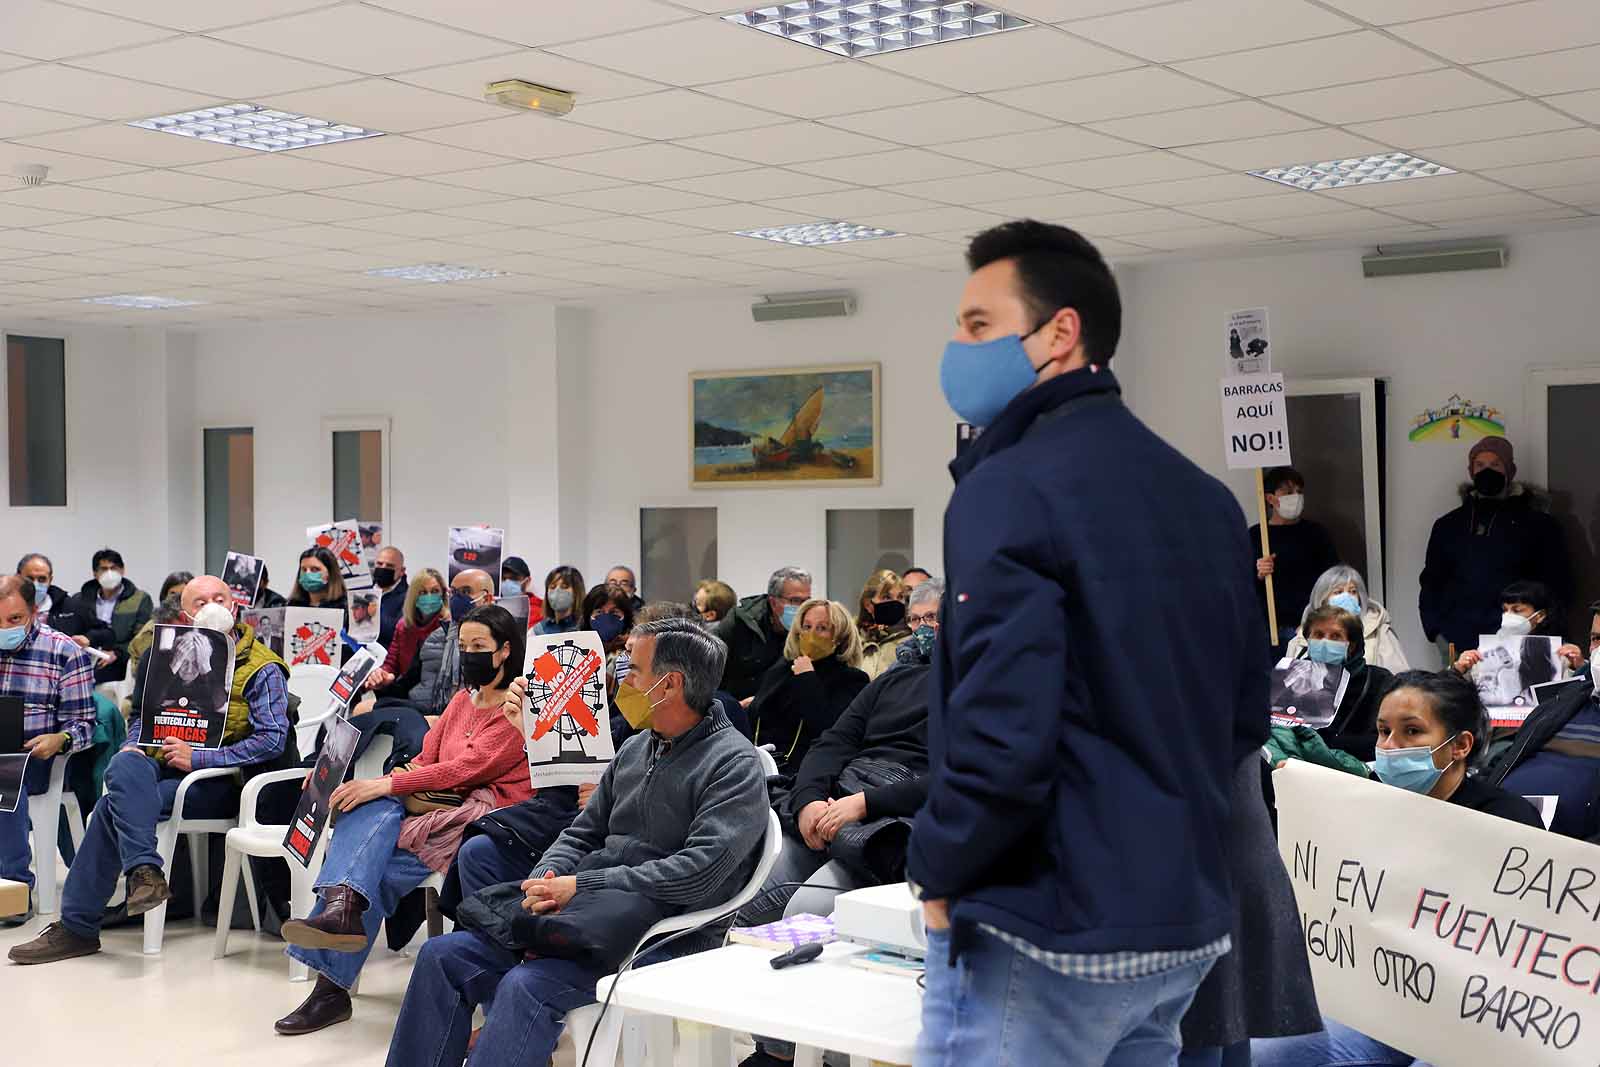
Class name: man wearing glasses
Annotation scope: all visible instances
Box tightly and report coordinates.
[714,566,813,703]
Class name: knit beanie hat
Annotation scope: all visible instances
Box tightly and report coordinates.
[1468,435,1516,481]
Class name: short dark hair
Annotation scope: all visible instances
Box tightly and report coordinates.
[460,603,524,690]
[582,585,635,635]
[1385,670,1492,769]
[903,567,932,580]
[965,219,1122,364]
[159,570,194,603]
[1501,580,1553,615]
[92,548,124,572]
[1263,467,1305,495]
[634,617,727,714]
[1302,605,1364,661]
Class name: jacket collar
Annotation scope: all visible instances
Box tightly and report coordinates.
[950,364,1122,483]
[649,704,728,753]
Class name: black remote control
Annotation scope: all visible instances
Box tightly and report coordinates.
[770,942,825,970]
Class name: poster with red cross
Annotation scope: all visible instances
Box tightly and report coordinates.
[522,631,613,788]
[285,608,345,669]
[306,519,373,593]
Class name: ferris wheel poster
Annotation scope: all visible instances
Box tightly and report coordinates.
[522,631,614,788]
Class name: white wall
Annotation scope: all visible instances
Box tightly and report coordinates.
[1120,223,1600,669]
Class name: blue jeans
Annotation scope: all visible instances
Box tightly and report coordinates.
[0,756,54,890]
[285,796,434,990]
[385,928,600,1067]
[453,834,532,902]
[916,926,1215,1067]
[60,749,238,938]
[1182,1041,1252,1067]
[1252,1018,1425,1066]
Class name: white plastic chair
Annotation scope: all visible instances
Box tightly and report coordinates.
[567,746,784,1067]
[28,753,86,914]
[288,666,338,760]
[143,766,241,955]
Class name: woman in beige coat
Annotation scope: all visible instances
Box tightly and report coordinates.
[1284,564,1410,673]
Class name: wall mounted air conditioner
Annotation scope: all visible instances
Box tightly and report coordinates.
[751,291,856,322]
[1361,241,1507,278]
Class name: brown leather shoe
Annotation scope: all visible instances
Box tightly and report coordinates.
[274,975,353,1036]
[125,864,169,917]
[280,885,369,952]
[7,922,101,965]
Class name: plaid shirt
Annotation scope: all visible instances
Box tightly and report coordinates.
[127,663,289,770]
[978,925,1232,983]
[0,622,97,751]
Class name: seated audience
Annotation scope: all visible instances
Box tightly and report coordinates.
[371,545,408,649]
[9,575,290,965]
[74,547,154,684]
[410,569,496,718]
[1420,435,1570,659]
[902,567,932,591]
[693,578,737,624]
[0,575,96,926]
[363,567,447,695]
[748,598,868,773]
[253,564,288,609]
[274,604,534,1036]
[1453,580,1585,674]
[606,564,644,613]
[1252,467,1338,649]
[16,552,107,648]
[1292,605,1395,762]
[716,566,813,701]
[1283,564,1409,673]
[1253,670,1540,1067]
[533,565,584,636]
[856,568,910,679]
[1485,600,1600,840]
[382,618,767,1067]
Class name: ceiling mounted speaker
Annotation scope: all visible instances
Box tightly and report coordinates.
[751,290,857,322]
[1361,241,1507,278]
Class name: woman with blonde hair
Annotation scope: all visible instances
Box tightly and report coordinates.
[748,598,869,773]
[363,567,448,694]
[857,569,911,679]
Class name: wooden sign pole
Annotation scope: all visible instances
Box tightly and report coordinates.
[1255,467,1278,642]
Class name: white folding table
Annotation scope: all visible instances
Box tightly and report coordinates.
[594,941,922,1067]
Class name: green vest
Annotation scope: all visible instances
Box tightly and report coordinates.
[224,622,287,749]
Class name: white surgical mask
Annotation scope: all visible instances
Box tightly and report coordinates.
[1499,611,1533,637]
[97,569,122,592]
[193,602,235,634]
[1591,646,1600,696]
[1275,493,1304,521]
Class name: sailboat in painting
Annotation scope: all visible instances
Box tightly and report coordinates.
[752,387,825,468]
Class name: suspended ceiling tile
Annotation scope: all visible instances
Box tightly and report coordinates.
[213,6,511,76]
[987,67,1236,125]
[862,26,1138,93]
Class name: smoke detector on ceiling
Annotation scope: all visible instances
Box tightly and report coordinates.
[12,163,48,187]
[484,79,575,116]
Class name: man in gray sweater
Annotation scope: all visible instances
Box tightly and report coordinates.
[383,617,768,1067]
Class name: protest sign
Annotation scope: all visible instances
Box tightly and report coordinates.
[1226,307,1271,376]
[522,631,614,788]
[307,519,373,593]
[328,643,384,712]
[1473,636,1566,729]
[241,606,284,658]
[0,696,21,756]
[284,716,360,867]
[139,624,232,749]
[359,522,383,569]
[448,525,504,584]
[222,551,264,609]
[1533,678,1587,710]
[496,593,530,628]
[1270,659,1350,728]
[0,754,26,815]
[284,608,345,670]
[1278,761,1600,1065]
[1221,374,1291,471]
[346,589,380,645]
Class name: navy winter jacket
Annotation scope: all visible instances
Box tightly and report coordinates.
[907,366,1270,957]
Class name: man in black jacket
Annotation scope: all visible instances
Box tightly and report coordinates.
[16,553,109,648]
[714,566,811,701]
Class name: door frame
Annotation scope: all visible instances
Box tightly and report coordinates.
[1285,377,1386,600]
[1523,366,1600,488]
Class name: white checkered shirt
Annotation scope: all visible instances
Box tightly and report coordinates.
[977,925,1232,983]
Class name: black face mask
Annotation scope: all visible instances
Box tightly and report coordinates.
[459,649,502,688]
[872,600,907,628]
[372,566,397,589]
[1473,468,1507,498]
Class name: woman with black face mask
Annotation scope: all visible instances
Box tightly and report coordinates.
[1419,435,1571,665]
[274,604,537,1038]
[857,569,911,679]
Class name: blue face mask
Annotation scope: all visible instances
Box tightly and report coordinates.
[591,613,626,644]
[1328,592,1362,615]
[940,325,1045,427]
[500,579,524,599]
[450,591,478,623]
[33,580,48,606]
[780,604,800,630]
[1308,639,1348,665]
[0,624,27,651]
[1374,735,1458,795]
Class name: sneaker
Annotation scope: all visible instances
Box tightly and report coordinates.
[7,922,100,965]
[125,865,169,917]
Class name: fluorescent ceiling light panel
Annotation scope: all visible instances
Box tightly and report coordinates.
[130,103,383,153]
[366,263,506,282]
[724,1,1029,58]
[736,220,903,246]
[83,294,202,309]
[1250,152,1455,192]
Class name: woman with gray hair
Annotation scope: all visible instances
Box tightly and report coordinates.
[1284,564,1409,673]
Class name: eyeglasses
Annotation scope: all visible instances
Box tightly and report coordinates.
[908,613,939,628]
[777,594,809,607]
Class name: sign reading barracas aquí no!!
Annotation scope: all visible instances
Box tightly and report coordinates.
[1220,373,1291,470]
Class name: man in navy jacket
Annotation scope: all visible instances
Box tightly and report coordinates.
[909,220,1269,1067]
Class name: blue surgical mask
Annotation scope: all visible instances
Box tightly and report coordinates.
[1374,735,1458,795]
[1308,639,1348,665]
[500,579,524,599]
[0,624,26,651]
[1329,592,1362,615]
[591,613,626,644]
[780,604,800,630]
[940,327,1044,427]
[32,580,48,606]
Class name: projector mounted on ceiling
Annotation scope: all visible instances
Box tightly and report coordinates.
[1361,240,1507,279]
[484,79,575,116]
[752,291,857,323]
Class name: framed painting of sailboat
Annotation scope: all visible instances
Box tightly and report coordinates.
[690,364,880,488]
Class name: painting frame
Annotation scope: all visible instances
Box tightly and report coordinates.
[689,362,882,490]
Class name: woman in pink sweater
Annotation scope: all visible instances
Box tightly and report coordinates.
[274,604,535,1037]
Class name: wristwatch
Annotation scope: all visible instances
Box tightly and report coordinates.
[58,732,73,755]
